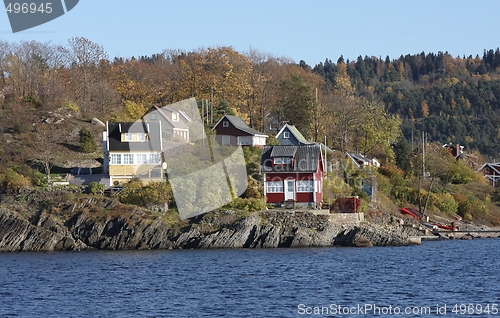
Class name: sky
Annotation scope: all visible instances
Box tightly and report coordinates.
[1,0,499,66]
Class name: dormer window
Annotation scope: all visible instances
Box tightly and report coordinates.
[223,121,229,127]
[283,131,290,138]
[137,133,146,141]
[274,157,291,165]
[172,112,179,122]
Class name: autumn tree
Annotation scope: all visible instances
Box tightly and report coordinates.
[326,67,360,152]
[276,75,313,137]
[356,100,401,160]
[67,37,110,116]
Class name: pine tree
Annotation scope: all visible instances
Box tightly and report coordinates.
[79,128,97,153]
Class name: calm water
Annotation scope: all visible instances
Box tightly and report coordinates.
[1,239,499,317]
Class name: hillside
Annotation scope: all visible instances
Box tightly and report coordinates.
[2,39,500,226]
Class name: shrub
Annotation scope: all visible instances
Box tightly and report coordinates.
[229,197,266,212]
[119,179,173,207]
[432,193,458,215]
[455,192,489,219]
[13,122,30,134]
[0,168,30,192]
[79,128,97,153]
[13,164,47,187]
[22,94,41,107]
[89,182,105,195]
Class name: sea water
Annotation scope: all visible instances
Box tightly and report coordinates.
[0,239,499,317]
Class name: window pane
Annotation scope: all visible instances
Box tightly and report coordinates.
[111,154,121,165]
[124,154,134,165]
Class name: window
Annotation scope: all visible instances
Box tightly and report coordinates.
[123,154,134,165]
[136,154,148,165]
[110,154,121,165]
[267,181,283,193]
[150,113,157,120]
[148,153,160,164]
[297,180,314,192]
[172,112,179,122]
[273,157,291,164]
[223,121,229,127]
[124,133,132,141]
[137,133,146,141]
[283,131,290,138]
[222,136,230,145]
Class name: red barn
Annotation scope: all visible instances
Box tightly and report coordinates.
[261,144,325,208]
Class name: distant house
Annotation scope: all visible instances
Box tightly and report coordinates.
[212,115,268,147]
[275,123,311,146]
[478,163,500,186]
[103,121,164,186]
[260,144,325,208]
[346,153,380,168]
[142,105,191,142]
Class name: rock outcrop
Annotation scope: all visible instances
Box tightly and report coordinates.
[0,197,429,252]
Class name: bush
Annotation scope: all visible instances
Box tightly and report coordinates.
[455,192,489,219]
[13,122,30,134]
[0,168,30,192]
[431,193,458,215]
[89,182,105,195]
[79,128,97,153]
[13,164,47,187]
[22,94,41,107]
[119,179,173,207]
[229,197,266,212]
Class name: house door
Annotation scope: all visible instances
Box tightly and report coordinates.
[284,180,295,201]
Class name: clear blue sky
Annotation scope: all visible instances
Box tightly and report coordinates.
[1,0,499,65]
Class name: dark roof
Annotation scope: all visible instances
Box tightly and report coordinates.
[276,123,310,145]
[214,115,267,136]
[261,144,322,173]
[270,145,297,157]
[107,121,161,151]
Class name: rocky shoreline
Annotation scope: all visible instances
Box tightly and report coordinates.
[0,193,436,252]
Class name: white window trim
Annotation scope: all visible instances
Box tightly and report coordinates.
[223,121,229,127]
[124,133,133,141]
[283,131,290,138]
[267,181,284,193]
[111,154,122,165]
[222,136,231,145]
[297,180,314,192]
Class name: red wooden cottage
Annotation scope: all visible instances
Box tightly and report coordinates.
[260,144,325,208]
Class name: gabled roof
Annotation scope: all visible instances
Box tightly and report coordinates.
[107,121,162,152]
[145,105,190,130]
[478,162,500,175]
[276,123,310,145]
[261,144,322,173]
[212,115,268,137]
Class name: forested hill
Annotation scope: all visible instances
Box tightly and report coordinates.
[310,50,500,157]
[1,38,500,162]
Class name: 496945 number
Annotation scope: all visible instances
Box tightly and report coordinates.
[5,2,53,14]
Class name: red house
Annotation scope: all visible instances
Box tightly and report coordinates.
[261,144,325,208]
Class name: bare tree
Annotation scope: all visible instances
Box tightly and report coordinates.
[67,37,109,116]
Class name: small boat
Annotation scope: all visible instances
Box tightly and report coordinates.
[434,223,455,231]
[422,223,438,229]
[399,207,419,219]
